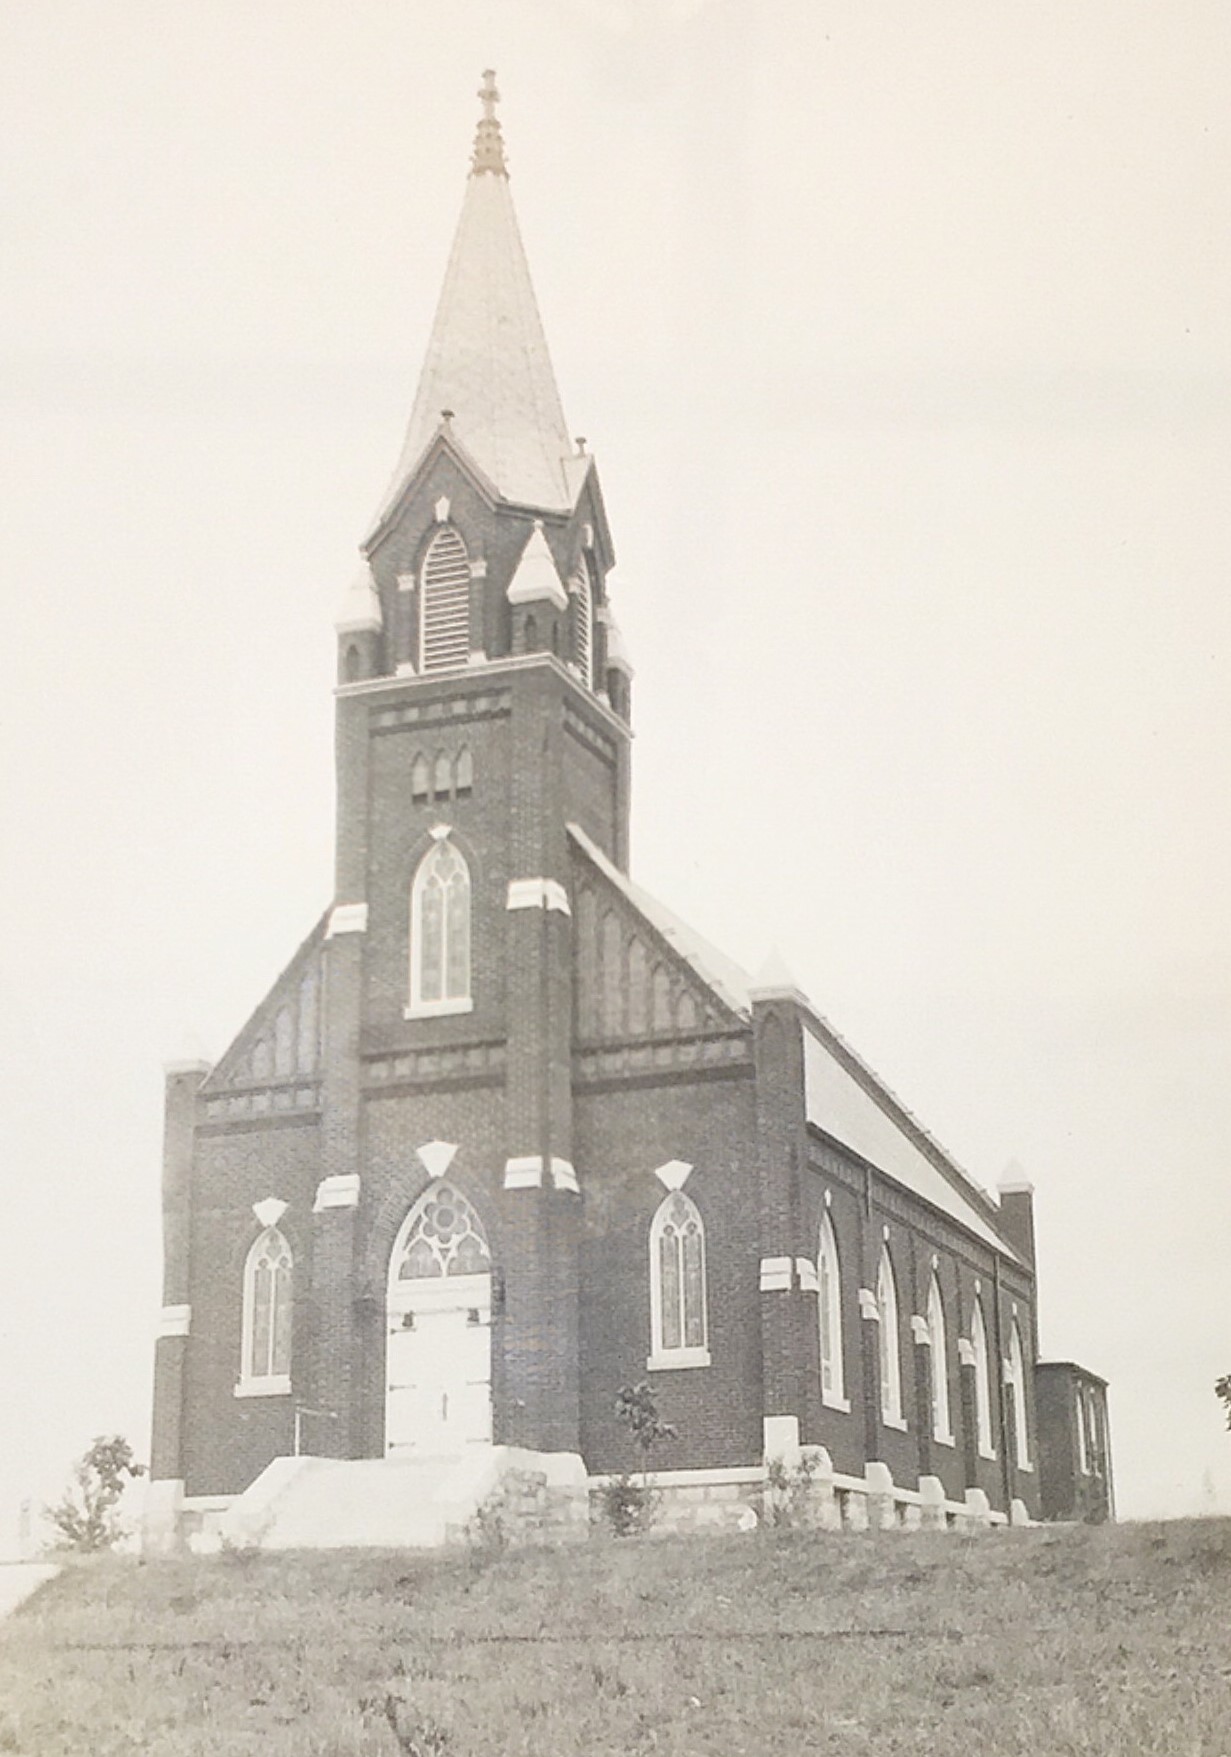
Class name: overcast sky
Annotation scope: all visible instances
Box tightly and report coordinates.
[1,0,1228,1542]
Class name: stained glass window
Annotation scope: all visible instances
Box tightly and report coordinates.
[410,838,471,1010]
[818,1211,843,1401]
[650,1191,707,1358]
[927,1274,951,1440]
[972,1297,994,1457]
[394,1182,490,1280]
[877,1246,902,1424]
[242,1227,292,1383]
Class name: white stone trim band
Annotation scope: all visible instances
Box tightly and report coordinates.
[326,902,368,938]
[796,1258,820,1293]
[958,1337,978,1367]
[910,1315,931,1345]
[858,1287,880,1321]
[313,1174,361,1212]
[502,1155,578,1192]
[759,1256,793,1292]
[159,1304,191,1338]
[506,878,571,916]
[653,1159,692,1190]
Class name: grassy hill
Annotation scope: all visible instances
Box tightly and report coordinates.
[2,1519,1229,1755]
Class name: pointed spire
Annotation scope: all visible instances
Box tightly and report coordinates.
[366,74,578,534]
[471,70,508,177]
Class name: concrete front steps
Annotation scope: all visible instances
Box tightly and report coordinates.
[218,1446,588,1551]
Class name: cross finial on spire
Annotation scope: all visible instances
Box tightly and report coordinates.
[471,69,508,177]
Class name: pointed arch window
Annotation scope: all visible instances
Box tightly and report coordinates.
[573,561,595,690]
[407,836,472,1016]
[649,1191,710,1369]
[238,1226,292,1395]
[818,1211,846,1408]
[454,747,474,797]
[1076,1391,1090,1475]
[273,1006,294,1078]
[419,527,472,673]
[972,1296,995,1459]
[927,1275,953,1444]
[392,1182,490,1281]
[433,751,452,799]
[876,1245,904,1427]
[411,753,431,803]
[1007,1318,1032,1469]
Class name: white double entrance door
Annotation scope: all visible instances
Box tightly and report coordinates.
[385,1271,492,1455]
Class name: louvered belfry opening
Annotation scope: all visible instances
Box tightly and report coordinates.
[574,561,594,690]
[419,527,471,672]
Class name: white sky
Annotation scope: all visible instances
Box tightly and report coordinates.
[1,0,1228,1541]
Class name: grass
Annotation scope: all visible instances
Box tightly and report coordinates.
[2,1519,1231,1754]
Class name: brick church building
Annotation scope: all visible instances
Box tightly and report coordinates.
[145,76,1112,1548]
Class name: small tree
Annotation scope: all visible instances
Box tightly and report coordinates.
[599,1382,677,1537]
[45,1436,145,1553]
[1216,1376,1231,1430]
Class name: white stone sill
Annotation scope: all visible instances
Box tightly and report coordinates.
[234,1376,292,1399]
[403,997,474,1020]
[646,1347,712,1371]
[933,1431,956,1448]
[821,1390,852,1414]
[882,1413,908,1433]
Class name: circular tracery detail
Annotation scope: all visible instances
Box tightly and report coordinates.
[396,1182,490,1279]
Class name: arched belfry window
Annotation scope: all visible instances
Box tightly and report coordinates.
[876,1245,903,1426]
[818,1210,845,1406]
[573,560,595,690]
[972,1295,995,1458]
[649,1191,710,1368]
[240,1227,292,1392]
[419,527,471,673]
[1008,1318,1032,1469]
[927,1274,953,1443]
[392,1183,490,1281]
[408,836,472,1015]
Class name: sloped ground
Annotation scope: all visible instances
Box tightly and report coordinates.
[2,1519,1229,1755]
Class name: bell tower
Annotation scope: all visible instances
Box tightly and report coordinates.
[315,72,633,1457]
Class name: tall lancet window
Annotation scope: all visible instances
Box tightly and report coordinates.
[573,560,595,690]
[649,1191,710,1368]
[240,1227,293,1392]
[972,1296,995,1458]
[409,837,472,1014]
[927,1275,953,1443]
[1007,1319,1032,1469]
[419,527,471,673]
[876,1245,903,1426]
[818,1211,845,1406]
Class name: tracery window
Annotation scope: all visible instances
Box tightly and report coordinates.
[393,1183,490,1280]
[409,837,472,1014]
[927,1274,952,1443]
[972,1296,995,1458]
[818,1211,845,1405]
[419,527,471,673]
[876,1245,903,1426]
[649,1191,709,1367]
[240,1226,292,1391]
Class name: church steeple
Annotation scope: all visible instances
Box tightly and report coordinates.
[369,70,579,529]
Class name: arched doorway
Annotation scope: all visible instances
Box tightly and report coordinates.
[385,1181,493,1455]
